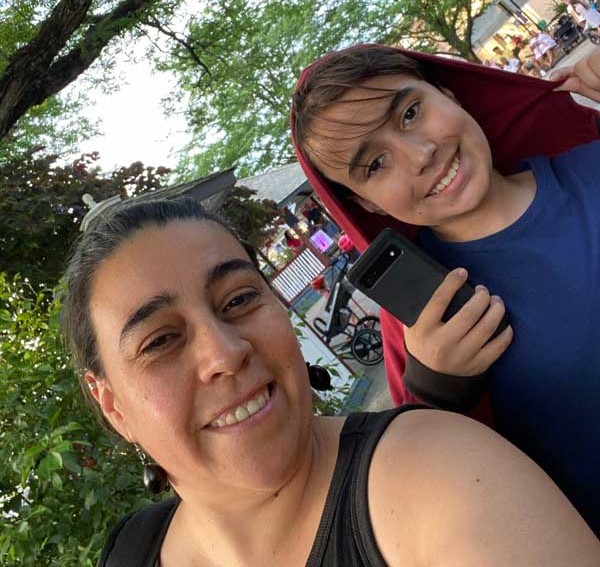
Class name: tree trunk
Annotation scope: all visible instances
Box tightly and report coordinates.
[0,0,159,139]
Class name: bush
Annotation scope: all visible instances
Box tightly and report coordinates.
[0,275,158,565]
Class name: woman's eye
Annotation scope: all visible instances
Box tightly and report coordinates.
[223,290,261,313]
[366,155,385,178]
[403,102,420,126]
[140,333,177,356]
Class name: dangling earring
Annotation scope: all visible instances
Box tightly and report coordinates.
[306,362,332,391]
[134,444,169,494]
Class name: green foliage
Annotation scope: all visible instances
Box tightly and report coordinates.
[0,149,170,289]
[219,185,283,248]
[383,0,491,61]
[0,275,157,565]
[163,0,393,179]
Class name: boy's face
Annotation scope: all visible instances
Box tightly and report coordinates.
[307,75,495,234]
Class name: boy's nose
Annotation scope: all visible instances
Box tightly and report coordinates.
[397,134,437,174]
[193,322,253,384]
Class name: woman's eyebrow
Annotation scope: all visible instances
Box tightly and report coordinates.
[119,292,176,348]
[206,258,258,288]
[348,86,415,180]
[118,259,257,348]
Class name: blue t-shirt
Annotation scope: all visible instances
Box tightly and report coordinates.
[419,141,600,533]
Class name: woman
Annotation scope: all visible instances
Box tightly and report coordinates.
[61,198,598,564]
[290,44,600,533]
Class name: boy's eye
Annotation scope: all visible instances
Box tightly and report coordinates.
[367,155,385,178]
[402,102,420,126]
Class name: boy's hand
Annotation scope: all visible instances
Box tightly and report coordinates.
[404,268,513,377]
[552,47,600,103]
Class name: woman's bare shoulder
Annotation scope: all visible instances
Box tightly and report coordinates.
[367,409,600,566]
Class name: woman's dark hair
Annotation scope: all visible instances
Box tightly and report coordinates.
[60,197,258,431]
[292,44,430,166]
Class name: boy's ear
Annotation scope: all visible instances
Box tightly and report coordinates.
[85,371,133,441]
[349,195,388,215]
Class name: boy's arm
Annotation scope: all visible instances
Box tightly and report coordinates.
[369,410,600,567]
[553,47,600,102]
[402,268,512,408]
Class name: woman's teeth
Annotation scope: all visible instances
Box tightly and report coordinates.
[429,154,460,196]
[210,387,270,428]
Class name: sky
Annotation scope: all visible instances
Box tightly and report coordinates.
[67,13,194,175]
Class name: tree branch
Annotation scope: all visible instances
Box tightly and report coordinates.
[144,16,211,77]
[0,0,160,139]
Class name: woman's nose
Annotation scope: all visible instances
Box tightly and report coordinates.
[193,321,253,384]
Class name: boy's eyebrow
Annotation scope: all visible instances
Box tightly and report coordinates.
[348,86,415,180]
[118,259,257,348]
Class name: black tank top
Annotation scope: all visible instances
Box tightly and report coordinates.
[307,406,420,566]
[99,406,422,566]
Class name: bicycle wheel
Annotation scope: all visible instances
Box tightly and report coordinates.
[350,328,384,366]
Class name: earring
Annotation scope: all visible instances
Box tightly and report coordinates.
[134,444,169,494]
[306,363,332,391]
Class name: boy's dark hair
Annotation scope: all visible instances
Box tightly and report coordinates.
[60,197,258,432]
[292,45,429,164]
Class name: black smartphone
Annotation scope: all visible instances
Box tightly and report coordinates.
[347,228,509,335]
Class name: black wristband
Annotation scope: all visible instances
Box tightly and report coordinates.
[404,348,489,412]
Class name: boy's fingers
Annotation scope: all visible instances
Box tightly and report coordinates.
[474,324,513,369]
[549,66,573,83]
[442,284,492,341]
[460,296,508,351]
[417,268,469,327]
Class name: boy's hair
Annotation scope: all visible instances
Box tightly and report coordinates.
[291,45,429,162]
[60,197,258,432]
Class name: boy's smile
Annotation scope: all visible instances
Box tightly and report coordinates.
[306,74,514,241]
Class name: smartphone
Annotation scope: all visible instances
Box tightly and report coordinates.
[347,228,509,335]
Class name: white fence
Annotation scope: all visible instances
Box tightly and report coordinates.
[271,249,326,303]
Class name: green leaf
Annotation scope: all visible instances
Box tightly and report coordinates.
[37,451,62,479]
[84,490,96,511]
[51,472,63,491]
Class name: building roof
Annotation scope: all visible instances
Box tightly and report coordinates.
[237,162,310,205]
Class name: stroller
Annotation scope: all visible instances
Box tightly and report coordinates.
[553,14,584,53]
[312,254,384,366]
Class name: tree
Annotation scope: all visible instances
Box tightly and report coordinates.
[382,0,492,62]
[0,0,183,157]
[161,0,393,179]
[161,0,492,181]
[219,185,283,249]
[0,275,157,565]
[0,149,170,289]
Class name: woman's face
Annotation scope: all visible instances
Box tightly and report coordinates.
[307,74,494,235]
[88,220,313,499]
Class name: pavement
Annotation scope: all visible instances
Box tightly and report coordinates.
[308,41,600,414]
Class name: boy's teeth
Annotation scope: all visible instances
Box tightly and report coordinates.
[211,387,270,428]
[430,155,460,196]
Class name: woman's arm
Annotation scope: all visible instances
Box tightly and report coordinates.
[368,409,599,566]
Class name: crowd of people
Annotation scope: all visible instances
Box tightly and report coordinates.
[59,27,600,567]
[483,1,600,78]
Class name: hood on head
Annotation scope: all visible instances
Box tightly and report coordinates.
[290,44,600,251]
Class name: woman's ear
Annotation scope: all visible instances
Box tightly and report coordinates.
[349,195,388,215]
[85,371,133,441]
